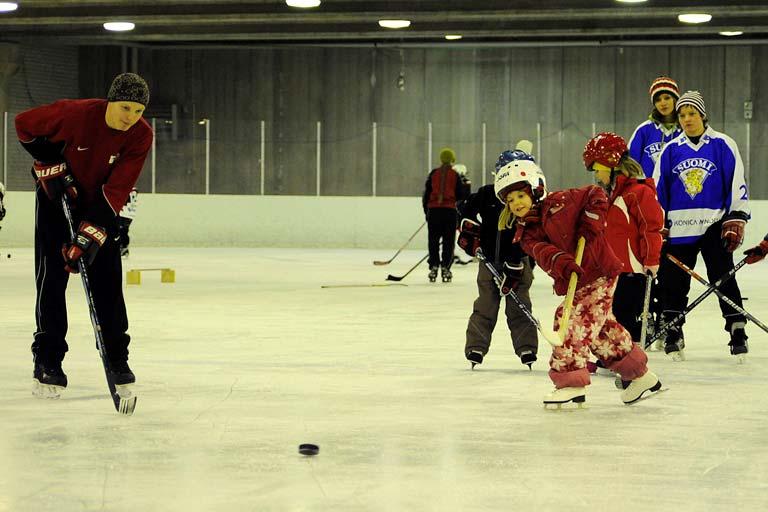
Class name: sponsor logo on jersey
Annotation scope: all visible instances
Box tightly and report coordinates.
[77,146,89,151]
[672,158,717,199]
[109,153,120,165]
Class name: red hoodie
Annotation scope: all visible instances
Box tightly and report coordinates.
[514,185,623,296]
[605,174,664,273]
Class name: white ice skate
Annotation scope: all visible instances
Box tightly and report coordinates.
[543,387,586,409]
[621,371,662,404]
[32,380,65,399]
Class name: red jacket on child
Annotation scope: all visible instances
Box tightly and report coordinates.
[605,175,664,273]
[514,185,623,296]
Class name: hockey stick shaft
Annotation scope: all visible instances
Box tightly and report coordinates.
[476,250,560,346]
[373,221,426,265]
[647,257,749,347]
[638,271,654,345]
[558,237,586,342]
[386,253,429,281]
[667,253,768,334]
[61,196,136,415]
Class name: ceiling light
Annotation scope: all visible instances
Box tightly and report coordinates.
[104,21,136,32]
[678,13,712,24]
[719,31,744,37]
[378,19,411,29]
[445,34,462,40]
[286,0,321,7]
[0,2,18,13]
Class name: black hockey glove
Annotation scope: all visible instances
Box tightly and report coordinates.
[499,261,523,296]
[457,218,481,257]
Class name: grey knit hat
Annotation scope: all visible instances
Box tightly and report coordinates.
[676,90,706,119]
[107,73,150,106]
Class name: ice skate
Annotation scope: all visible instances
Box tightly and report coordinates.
[32,359,67,399]
[729,325,748,364]
[664,331,685,362]
[621,371,662,404]
[108,360,136,402]
[428,266,438,283]
[543,387,586,409]
[466,350,483,369]
[108,359,136,386]
[441,266,452,283]
[519,350,536,370]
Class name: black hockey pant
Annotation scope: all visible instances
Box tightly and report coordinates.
[656,220,746,334]
[33,187,130,366]
[612,272,648,343]
[426,208,457,268]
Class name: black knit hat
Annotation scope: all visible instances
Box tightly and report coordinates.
[107,73,150,106]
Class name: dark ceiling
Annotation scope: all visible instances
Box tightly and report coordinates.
[1,0,767,47]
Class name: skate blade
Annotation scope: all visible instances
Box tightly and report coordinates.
[32,379,64,399]
[544,401,587,410]
[624,386,667,405]
[115,385,137,415]
[544,396,586,410]
[734,354,747,364]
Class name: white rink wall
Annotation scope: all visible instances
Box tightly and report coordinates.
[2,191,768,249]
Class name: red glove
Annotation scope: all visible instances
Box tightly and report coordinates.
[62,221,107,273]
[33,161,78,202]
[721,219,746,253]
[744,239,768,265]
[552,254,584,281]
[499,261,523,295]
[457,218,481,257]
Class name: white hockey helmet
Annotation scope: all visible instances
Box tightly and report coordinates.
[494,160,547,204]
[453,163,468,177]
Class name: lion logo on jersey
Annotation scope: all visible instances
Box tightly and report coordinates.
[672,158,717,200]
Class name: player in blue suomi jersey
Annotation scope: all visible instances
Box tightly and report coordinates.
[652,90,750,363]
[628,76,682,178]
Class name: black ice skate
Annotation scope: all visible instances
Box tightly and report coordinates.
[107,359,136,386]
[664,330,685,362]
[466,350,483,369]
[519,350,536,370]
[729,324,748,364]
[33,358,67,399]
[441,266,452,283]
[428,266,438,283]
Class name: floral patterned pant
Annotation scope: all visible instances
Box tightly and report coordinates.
[549,276,647,388]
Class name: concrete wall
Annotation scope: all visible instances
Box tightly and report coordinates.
[2,191,768,250]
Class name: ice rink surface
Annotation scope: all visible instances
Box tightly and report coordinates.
[1,247,767,512]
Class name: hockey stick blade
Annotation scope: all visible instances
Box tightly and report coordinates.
[386,253,429,282]
[373,222,426,265]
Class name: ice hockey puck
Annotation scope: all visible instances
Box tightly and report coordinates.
[298,443,319,456]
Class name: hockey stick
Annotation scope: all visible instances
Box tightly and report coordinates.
[558,237,586,342]
[646,256,749,348]
[666,254,768,335]
[61,196,137,415]
[476,249,560,346]
[638,271,654,347]
[373,221,426,265]
[386,253,429,282]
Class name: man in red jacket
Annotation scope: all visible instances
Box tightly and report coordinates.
[16,72,153,398]
[422,147,465,282]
